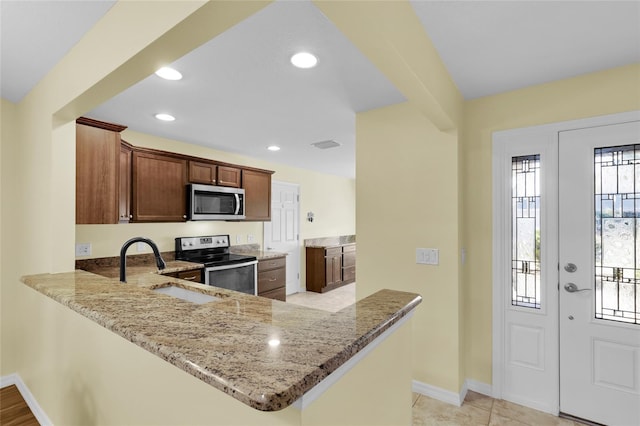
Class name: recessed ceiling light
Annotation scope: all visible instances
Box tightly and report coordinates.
[267,145,281,151]
[155,113,175,122]
[290,52,318,69]
[155,67,182,80]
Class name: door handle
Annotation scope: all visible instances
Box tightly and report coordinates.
[564,283,591,293]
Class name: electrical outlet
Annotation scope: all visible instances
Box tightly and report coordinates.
[416,248,439,265]
[137,242,147,252]
[76,243,91,257]
[247,234,254,243]
[236,235,242,244]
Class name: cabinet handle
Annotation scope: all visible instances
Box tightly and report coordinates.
[183,276,197,281]
[269,278,277,282]
[183,215,187,219]
[129,215,132,219]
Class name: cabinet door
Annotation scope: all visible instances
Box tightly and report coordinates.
[188,161,217,185]
[76,124,120,224]
[132,151,187,222]
[217,166,241,188]
[325,254,342,287]
[119,143,132,222]
[176,269,203,283]
[242,169,272,221]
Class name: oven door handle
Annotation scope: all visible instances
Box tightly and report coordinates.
[234,194,240,215]
[205,260,258,272]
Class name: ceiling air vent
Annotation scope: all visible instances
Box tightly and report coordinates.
[311,140,341,150]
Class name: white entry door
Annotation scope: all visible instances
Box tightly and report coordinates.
[263,181,300,295]
[559,121,640,425]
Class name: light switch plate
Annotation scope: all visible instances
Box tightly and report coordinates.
[247,234,254,243]
[416,248,439,265]
[76,243,91,257]
[137,242,147,252]
[236,235,242,244]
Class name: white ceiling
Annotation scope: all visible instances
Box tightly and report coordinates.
[2,1,638,178]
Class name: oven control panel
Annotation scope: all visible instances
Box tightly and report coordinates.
[177,235,229,251]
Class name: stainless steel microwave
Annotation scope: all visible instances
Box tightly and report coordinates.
[187,184,245,220]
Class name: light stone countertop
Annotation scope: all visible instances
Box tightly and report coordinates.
[304,235,356,248]
[21,270,421,411]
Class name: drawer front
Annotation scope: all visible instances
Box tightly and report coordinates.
[342,266,356,283]
[258,268,285,293]
[342,252,356,268]
[259,287,286,301]
[177,269,203,283]
[325,247,342,257]
[258,256,286,272]
[342,244,356,253]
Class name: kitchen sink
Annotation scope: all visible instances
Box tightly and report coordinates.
[153,285,221,305]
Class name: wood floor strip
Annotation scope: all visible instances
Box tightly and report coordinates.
[0,385,40,426]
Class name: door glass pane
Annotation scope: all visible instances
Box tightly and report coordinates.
[512,155,541,309]
[594,145,640,325]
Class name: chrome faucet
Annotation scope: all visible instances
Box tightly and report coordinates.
[120,237,166,283]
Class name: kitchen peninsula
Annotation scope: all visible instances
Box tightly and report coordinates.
[21,270,420,425]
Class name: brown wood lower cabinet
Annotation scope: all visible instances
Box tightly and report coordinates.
[306,244,356,293]
[258,256,286,301]
[163,269,203,283]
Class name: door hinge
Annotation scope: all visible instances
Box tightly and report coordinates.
[297,234,299,241]
[297,194,300,202]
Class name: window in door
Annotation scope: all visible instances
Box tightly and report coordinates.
[594,144,640,325]
[512,155,541,309]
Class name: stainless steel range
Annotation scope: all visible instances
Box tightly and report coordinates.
[175,235,257,295]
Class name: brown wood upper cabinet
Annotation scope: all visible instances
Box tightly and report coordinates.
[242,169,273,221]
[188,162,240,188]
[119,142,133,222]
[188,161,217,185]
[76,118,127,224]
[132,150,187,222]
[77,117,274,223]
[217,165,241,188]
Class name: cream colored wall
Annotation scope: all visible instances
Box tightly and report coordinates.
[462,63,640,384]
[357,102,462,392]
[0,98,19,376]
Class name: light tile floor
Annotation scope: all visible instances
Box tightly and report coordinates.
[413,391,585,426]
[287,285,583,426]
[286,282,356,312]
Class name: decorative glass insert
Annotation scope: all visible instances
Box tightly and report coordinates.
[594,145,640,325]
[512,155,541,309]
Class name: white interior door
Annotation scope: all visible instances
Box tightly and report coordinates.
[559,121,640,425]
[263,181,300,295]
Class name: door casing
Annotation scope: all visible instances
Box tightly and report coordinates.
[491,110,640,414]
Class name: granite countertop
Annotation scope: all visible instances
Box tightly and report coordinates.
[229,244,287,260]
[304,235,356,248]
[76,252,203,279]
[234,250,288,260]
[88,260,203,279]
[21,270,421,411]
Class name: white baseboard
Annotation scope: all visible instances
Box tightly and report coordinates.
[466,378,493,398]
[413,378,493,407]
[1,373,53,426]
